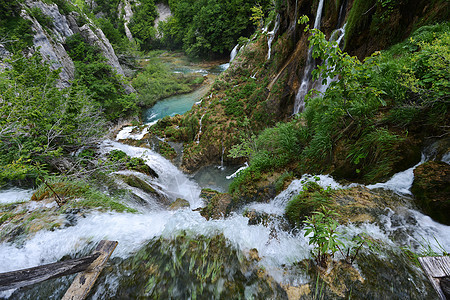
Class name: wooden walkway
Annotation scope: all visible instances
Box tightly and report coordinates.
[419,256,450,300]
[0,240,117,300]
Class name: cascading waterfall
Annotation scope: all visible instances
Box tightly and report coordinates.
[230,44,239,62]
[1,145,450,298]
[293,0,325,114]
[221,44,239,70]
[266,14,280,60]
[1,61,450,298]
[196,113,205,144]
[314,24,346,95]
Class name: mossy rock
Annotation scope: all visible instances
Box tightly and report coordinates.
[285,182,334,228]
[199,188,220,201]
[118,174,157,195]
[200,192,232,220]
[411,161,450,225]
[168,198,190,210]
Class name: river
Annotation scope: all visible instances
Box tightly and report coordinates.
[0,58,449,299]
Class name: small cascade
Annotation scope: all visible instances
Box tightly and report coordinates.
[293,0,325,114]
[116,126,149,141]
[196,113,205,144]
[219,142,225,170]
[0,187,33,205]
[226,162,249,179]
[266,14,280,60]
[221,44,239,70]
[101,140,203,208]
[314,24,346,95]
[230,44,239,62]
[337,0,348,27]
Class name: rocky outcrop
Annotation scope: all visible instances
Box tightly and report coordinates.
[20,0,134,91]
[22,1,75,88]
[168,198,190,210]
[118,0,134,42]
[411,161,450,225]
[154,3,172,37]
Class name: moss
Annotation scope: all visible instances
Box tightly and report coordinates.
[344,0,377,50]
[285,182,334,227]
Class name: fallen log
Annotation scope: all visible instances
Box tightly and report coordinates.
[62,240,118,300]
[0,253,100,292]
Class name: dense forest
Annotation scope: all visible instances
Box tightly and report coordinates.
[0,0,449,298]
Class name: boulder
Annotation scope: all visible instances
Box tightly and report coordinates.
[200,192,232,220]
[411,161,450,225]
[168,198,190,210]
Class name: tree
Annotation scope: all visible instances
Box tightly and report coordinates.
[0,52,107,183]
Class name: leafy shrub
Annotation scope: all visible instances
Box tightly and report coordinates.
[65,33,138,120]
[159,0,272,57]
[29,7,54,29]
[132,58,203,108]
[0,52,106,184]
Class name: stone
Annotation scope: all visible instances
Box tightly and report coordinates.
[411,161,450,225]
[168,198,190,210]
[200,193,232,220]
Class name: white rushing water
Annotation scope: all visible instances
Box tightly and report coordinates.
[101,140,203,209]
[0,188,33,204]
[293,0,325,114]
[116,126,149,140]
[266,14,280,60]
[1,141,450,298]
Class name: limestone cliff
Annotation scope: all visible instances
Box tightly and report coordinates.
[20,0,133,90]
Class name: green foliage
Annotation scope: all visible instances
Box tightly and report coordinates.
[0,0,21,19]
[65,33,138,120]
[304,207,345,268]
[32,177,136,212]
[0,52,106,184]
[250,4,264,27]
[107,150,156,176]
[160,0,271,57]
[132,58,203,107]
[96,17,130,53]
[129,0,158,50]
[285,181,334,228]
[29,7,54,29]
[230,22,449,195]
[0,7,33,51]
[347,128,405,180]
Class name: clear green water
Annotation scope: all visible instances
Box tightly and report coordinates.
[144,84,211,124]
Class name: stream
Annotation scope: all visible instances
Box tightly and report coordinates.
[1,58,449,299]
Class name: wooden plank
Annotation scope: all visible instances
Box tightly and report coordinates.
[0,254,100,292]
[418,256,450,300]
[419,256,450,277]
[62,240,118,300]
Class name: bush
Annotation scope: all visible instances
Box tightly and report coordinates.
[65,33,138,120]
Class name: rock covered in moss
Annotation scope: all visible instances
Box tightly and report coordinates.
[411,161,450,225]
[200,192,232,220]
[168,198,190,210]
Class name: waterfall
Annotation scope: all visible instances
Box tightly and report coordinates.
[230,44,239,62]
[196,113,205,144]
[219,141,225,170]
[266,14,280,60]
[222,44,240,70]
[314,24,346,95]
[293,0,325,114]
